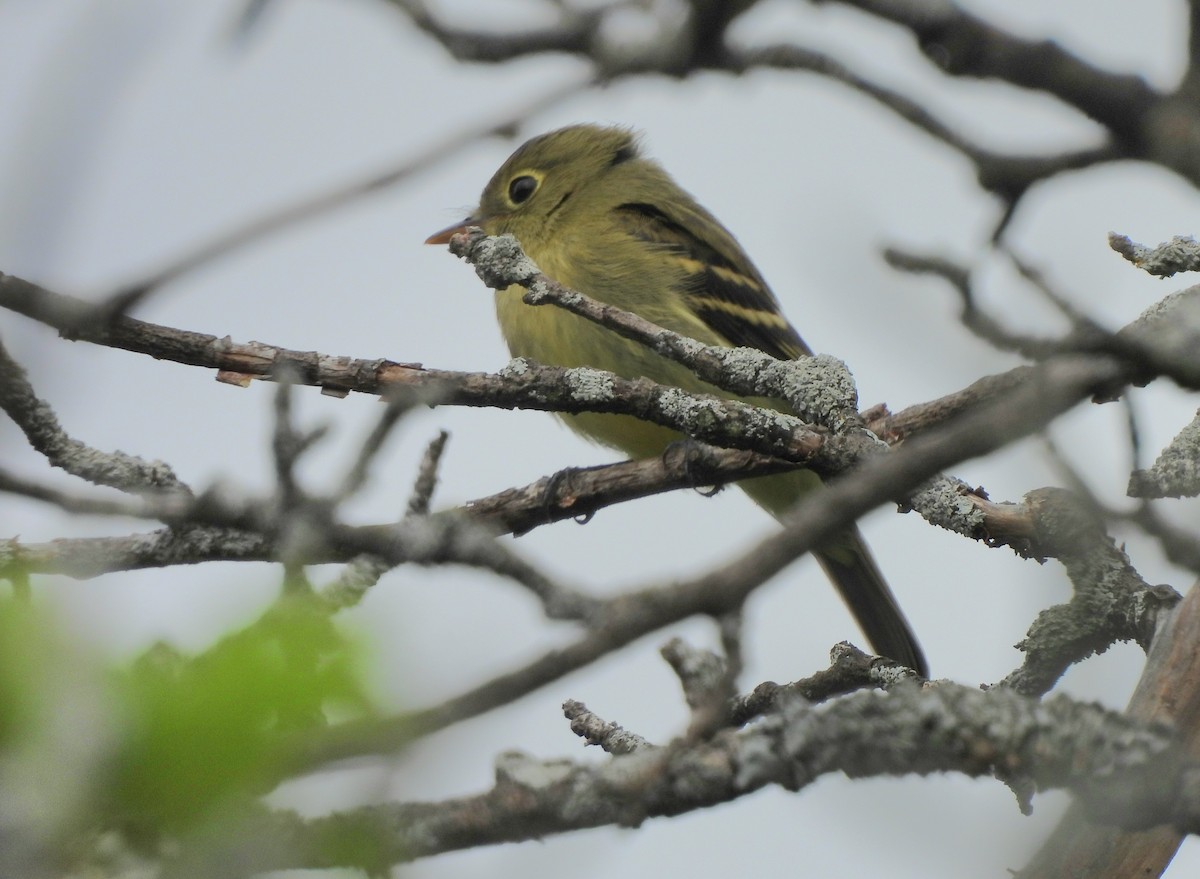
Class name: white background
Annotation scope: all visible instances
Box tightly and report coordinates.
[1,1,1197,876]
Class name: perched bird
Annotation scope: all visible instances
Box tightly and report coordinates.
[427,124,926,676]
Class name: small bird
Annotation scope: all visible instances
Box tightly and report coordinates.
[427,124,926,676]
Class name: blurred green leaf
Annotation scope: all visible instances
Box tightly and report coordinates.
[0,597,46,747]
[112,595,372,833]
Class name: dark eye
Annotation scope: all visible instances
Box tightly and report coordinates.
[508,175,538,204]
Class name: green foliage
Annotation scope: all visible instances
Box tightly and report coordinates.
[0,598,48,748]
[111,595,372,833]
[0,579,384,873]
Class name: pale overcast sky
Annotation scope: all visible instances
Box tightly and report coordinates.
[0,1,1196,877]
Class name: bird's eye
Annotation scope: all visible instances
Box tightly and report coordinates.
[508,175,538,204]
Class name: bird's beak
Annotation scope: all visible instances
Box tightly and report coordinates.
[425,216,477,245]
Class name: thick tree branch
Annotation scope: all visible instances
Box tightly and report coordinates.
[1002,489,1180,696]
[6,266,1191,582]
[239,682,1191,871]
[820,0,1159,144]
[298,348,1145,768]
[1,271,836,467]
[1023,579,1200,878]
[5,260,1191,771]
[724,40,1122,220]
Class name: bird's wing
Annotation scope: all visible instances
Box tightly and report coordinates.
[613,201,811,360]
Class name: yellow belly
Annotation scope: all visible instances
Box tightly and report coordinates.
[493,282,820,514]
[495,283,720,453]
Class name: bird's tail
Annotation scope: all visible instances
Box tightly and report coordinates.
[740,470,927,677]
[813,534,927,677]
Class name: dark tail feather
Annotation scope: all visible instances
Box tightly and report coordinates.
[815,530,927,677]
[738,471,926,675]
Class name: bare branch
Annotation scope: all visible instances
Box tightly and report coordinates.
[1001,489,1181,696]
[1129,410,1200,499]
[0,526,272,580]
[1131,504,1200,575]
[248,682,1190,871]
[337,393,426,502]
[885,248,1200,392]
[728,642,917,726]
[405,430,450,517]
[296,348,1144,768]
[0,445,793,580]
[884,247,1094,359]
[319,555,392,612]
[726,40,1121,225]
[1022,578,1200,877]
[8,263,1188,584]
[1191,0,1200,74]
[0,337,188,496]
[660,637,736,731]
[397,1,1133,227]
[387,0,602,63]
[0,468,147,518]
[1110,232,1200,278]
[822,0,1160,144]
[2,271,836,467]
[562,699,654,754]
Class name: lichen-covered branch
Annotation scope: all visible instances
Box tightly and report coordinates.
[1129,410,1200,499]
[240,682,1193,872]
[1001,489,1181,696]
[1110,233,1200,279]
[0,337,187,496]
